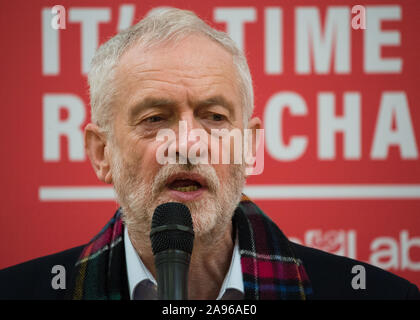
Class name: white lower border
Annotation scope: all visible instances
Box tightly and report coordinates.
[38,185,420,201]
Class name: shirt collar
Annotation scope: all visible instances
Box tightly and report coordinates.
[216,230,244,299]
[124,226,244,300]
[124,227,156,300]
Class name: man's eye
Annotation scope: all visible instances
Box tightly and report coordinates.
[209,113,227,122]
[144,115,163,123]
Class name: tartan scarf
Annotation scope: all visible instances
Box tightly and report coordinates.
[70,194,312,300]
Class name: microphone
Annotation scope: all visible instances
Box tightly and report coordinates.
[150,202,195,300]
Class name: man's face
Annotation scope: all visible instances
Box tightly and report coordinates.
[108,35,248,241]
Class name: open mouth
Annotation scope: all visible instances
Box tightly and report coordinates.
[168,179,202,192]
[166,173,208,193]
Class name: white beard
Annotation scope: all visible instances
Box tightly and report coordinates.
[110,145,246,244]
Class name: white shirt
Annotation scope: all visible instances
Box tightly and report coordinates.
[124,227,244,300]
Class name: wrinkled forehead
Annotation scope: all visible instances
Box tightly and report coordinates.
[114,34,239,94]
[121,32,234,64]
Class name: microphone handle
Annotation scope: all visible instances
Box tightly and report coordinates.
[155,249,191,300]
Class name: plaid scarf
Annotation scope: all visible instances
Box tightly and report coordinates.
[70,194,312,300]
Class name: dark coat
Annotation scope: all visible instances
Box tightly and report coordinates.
[1,241,419,300]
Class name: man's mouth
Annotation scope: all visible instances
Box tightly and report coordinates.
[168,179,202,192]
[165,173,209,200]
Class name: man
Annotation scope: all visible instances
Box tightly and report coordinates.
[0,8,419,300]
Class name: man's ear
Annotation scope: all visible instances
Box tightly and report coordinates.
[247,116,262,132]
[245,116,263,176]
[84,123,113,184]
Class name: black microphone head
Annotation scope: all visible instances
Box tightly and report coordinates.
[150,202,194,255]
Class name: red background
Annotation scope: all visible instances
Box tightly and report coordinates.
[1,0,419,287]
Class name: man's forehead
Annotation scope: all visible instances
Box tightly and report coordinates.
[112,34,241,111]
[116,34,235,77]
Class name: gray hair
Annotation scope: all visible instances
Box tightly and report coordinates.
[88,7,254,134]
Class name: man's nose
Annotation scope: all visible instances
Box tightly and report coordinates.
[173,113,208,164]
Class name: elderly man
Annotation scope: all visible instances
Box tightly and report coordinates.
[0,8,419,300]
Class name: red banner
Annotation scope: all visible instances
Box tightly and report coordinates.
[1,0,419,287]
